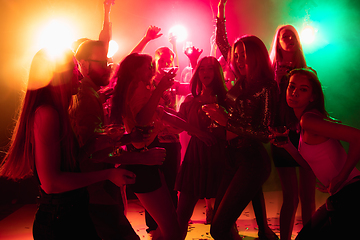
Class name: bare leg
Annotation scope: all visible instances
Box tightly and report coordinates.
[136,174,180,240]
[176,192,199,240]
[277,167,299,240]
[299,167,316,226]
[211,166,269,239]
[205,198,215,224]
[121,185,127,216]
[252,189,278,239]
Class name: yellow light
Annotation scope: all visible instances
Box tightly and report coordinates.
[108,40,119,58]
[37,19,75,57]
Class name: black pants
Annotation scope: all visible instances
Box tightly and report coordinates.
[33,200,100,240]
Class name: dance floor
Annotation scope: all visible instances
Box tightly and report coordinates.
[0,190,330,240]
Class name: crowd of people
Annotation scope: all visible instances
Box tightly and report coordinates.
[1,0,360,239]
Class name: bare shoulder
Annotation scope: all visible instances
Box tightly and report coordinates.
[34,105,60,131]
[300,111,324,127]
[301,110,360,143]
[183,94,194,103]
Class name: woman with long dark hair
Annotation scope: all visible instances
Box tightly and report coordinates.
[110,53,215,240]
[175,56,228,239]
[0,48,135,240]
[204,0,279,239]
[272,68,360,239]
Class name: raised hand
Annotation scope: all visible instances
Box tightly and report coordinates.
[104,0,115,15]
[169,33,177,46]
[157,69,177,92]
[184,46,203,61]
[145,25,163,41]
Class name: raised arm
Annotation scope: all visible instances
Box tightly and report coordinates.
[99,0,115,53]
[169,33,179,68]
[184,46,203,70]
[34,106,135,194]
[216,0,231,61]
[301,112,360,193]
[130,26,162,54]
[135,71,176,126]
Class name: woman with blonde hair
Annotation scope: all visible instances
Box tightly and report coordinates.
[269,25,315,240]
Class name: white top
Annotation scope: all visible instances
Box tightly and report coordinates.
[298,131,360,194]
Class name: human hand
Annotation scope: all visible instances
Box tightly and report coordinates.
[138,147,166,165]
[109,168,136,187]
[103,124,125,142]
[315,180,329,193]
[99,86,114,102]
[328,175,345,195]
[104,0,115,14]
[169,33,177,46]
[269,126,290,146]
[157,69,177,92]
[184,46,203,63]
[145,26,163,41]
[131,125,154,143]
[202,103,228,127]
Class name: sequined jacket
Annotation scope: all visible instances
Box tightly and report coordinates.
[215,17,277,144]
[226,79,277,144]
[216,17,231,62]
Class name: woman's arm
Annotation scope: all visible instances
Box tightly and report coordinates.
[216,0,231,61]
[34,106,135,194]
[169,33,179,68]
[226,86,276,142]
[279,141,313,171]
[161,110,217,146]
[135,73,176,126]
[130,26,162,54]
[99,0,115,53]
[301,112,360,193]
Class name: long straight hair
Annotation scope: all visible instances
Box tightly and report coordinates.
[110,53,153,124]
[288,68,329,118]
[230,35,274,86]
[190,56,228,107]
[0,48,79,180]
[269,25,306,68]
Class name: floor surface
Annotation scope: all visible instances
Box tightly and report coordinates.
[0,190,330,240]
